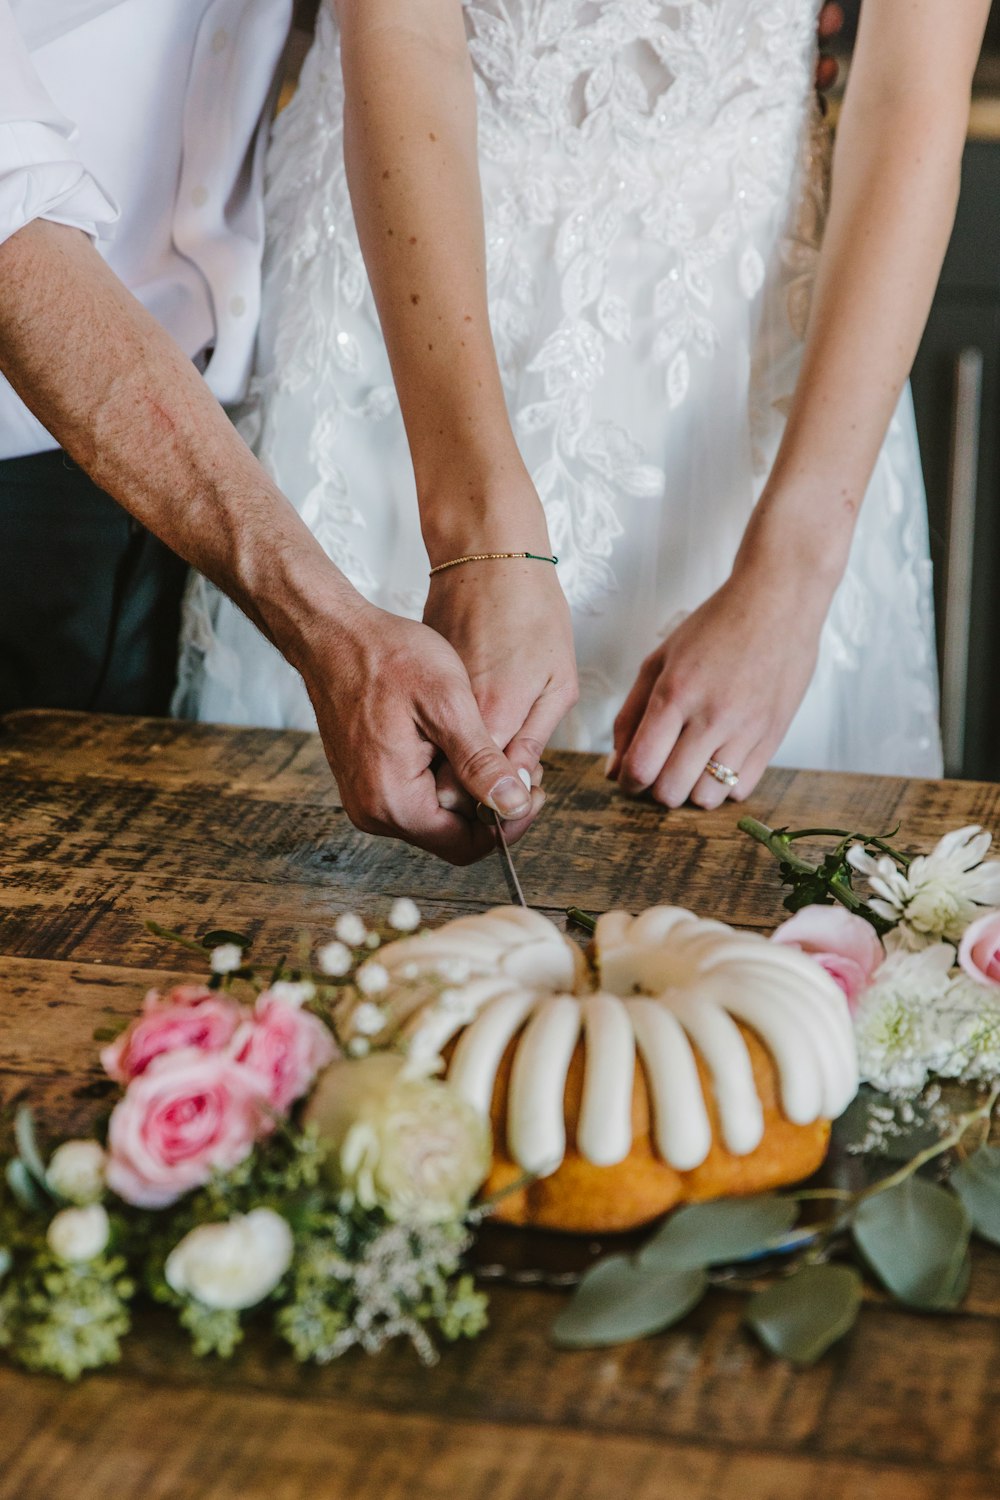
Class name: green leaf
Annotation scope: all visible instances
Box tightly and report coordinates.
[5,1158,49,1213]
[14,1108,48,1188]
[637,1195,799,1273]
[952,1147,1000,1249]
[200,929,251,951]
[746,1264,863,1365]
[551,1255,708,1349]
[851,1176,971,1310]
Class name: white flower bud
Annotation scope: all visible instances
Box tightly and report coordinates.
[210,943,243,975]
[267,980,315,1008]
[165,1209,294,1310]
[352,1001,386,1036]
[334,913,368,947]
[388,898,421,933]
[47,1204,111,1263]
[46,1140,107,1205]
[364,932,382,950]
[357,963,389,996]
[318,941,353,977]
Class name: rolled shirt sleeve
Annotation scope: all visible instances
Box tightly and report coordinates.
[0,1,118,248]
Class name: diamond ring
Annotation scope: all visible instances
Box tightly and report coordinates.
[705,758,739,788]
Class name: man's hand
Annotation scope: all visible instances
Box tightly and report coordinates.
[298,600,543,864]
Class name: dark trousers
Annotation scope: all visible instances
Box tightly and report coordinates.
[0,449,188,716]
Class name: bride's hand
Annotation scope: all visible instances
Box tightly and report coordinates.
[606,566,826,809]
[423,552,578,812]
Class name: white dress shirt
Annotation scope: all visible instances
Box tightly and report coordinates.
[0,0,293,459]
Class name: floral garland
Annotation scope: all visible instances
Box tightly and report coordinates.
[0,901,488,1381]
[739,819,1000,1094]
[6,823,1000,1378]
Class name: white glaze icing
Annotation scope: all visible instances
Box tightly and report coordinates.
[352,905,860,1178]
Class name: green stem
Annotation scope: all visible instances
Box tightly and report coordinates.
[566,907,597,934]
[144,921,214,956]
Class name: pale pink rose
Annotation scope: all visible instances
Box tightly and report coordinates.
[101,986,245,1085]
[235,994,338,1118]
[105,1048,266,1208]
[771,905,884,1011]
[958,909,1000,986]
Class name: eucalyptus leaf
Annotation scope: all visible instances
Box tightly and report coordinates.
[5,1158,49,1213]
[14,1107,49,1189]
[200,929,251,951]
[551,1255,708,1349]
[952,1147,1000,1249]
[637,1195,799,1273]
[851,1176,971,1310]
[745,1264,863,1365]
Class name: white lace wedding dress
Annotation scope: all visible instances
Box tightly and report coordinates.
[175,0,943,776]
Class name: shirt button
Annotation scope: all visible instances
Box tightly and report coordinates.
[191,185,209,208]
[230,295,247,317]
[212,28,228,53]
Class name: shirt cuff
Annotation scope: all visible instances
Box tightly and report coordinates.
[0,119,119,248]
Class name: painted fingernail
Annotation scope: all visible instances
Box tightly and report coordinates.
[531,765,544,788]
[437,787,463,811]
[488,776,531,819]
[517,767,532,791]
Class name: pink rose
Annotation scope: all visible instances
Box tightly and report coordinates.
[959,909,1000,986]
[105,1048,266,1208]
[101,986,245,1085]
[771,905,883,1011]
[235,993,338,1118]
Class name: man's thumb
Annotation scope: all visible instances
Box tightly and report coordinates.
[436,705,532,820]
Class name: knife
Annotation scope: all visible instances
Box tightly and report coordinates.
[477,803,528,908]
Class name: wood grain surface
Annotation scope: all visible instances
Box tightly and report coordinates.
[2,709,999,1500]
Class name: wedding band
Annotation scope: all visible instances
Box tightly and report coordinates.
[705,758,739,788]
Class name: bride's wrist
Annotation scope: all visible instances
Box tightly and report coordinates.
[418,461,552,569]
[735,485,854,603]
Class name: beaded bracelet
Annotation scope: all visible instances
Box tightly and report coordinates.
[429,550,559,577]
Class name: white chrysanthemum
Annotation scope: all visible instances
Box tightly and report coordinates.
[935,974,1000,1083]
[848,827,1000,946]
[853,945,956,1093]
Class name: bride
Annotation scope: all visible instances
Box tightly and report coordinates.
[176,0,987,809]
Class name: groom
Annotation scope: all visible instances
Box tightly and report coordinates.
[0,1,842,862]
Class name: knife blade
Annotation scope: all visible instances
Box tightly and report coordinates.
[488,808,528,908]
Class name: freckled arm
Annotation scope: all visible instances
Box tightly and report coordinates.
[335,0,551,562]
[736,0,991,592]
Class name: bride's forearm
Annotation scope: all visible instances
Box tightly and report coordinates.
[335,0,548,562]
[738,0,990,595]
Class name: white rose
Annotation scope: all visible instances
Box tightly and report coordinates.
[165,1209,294,1310]
[318,941,353,977]
[334,913,368,947]
[46,1139,107,1205]
[388,898,421,933]
[210,943,244,974]
[47,1204,111,1263]
[304,1054,491,1223]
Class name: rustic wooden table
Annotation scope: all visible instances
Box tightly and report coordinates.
[2,709,1000,1500]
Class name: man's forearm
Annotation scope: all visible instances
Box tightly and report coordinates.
[0,219,364,666]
